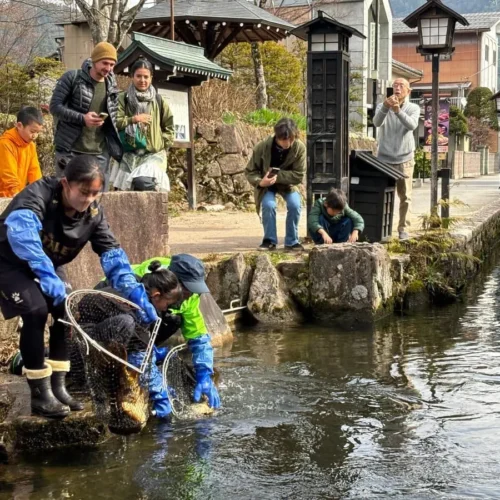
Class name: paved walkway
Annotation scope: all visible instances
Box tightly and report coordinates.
[168,175,500,256]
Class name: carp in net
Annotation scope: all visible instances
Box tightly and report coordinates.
[63,290,160,435]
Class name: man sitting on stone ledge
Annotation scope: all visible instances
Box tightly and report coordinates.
[245,118,306,252]
[308,188,364,244]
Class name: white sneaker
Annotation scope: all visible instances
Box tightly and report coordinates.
[399,231,410,240]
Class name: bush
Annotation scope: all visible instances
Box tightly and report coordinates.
[464,87,498,130]
[449,105,468,136]
[414,147,431,178]
[242,109,306,131]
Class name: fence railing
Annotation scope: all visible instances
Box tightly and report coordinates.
[410,97,466,109]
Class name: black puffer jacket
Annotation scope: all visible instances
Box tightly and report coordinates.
[49,59,123,161]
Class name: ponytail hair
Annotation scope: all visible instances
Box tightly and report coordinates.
[141,260,180,301]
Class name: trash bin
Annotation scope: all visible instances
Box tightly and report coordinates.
[349,150,408,243]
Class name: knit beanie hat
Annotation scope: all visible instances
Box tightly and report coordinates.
[91,42,117,63]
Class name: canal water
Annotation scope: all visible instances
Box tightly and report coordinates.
[3,259,500,499]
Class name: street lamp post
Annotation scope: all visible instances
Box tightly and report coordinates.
[403,0,468,216]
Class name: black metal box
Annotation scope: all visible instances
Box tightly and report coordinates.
[349,150,407,242]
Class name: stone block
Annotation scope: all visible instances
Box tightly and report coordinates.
[215,124,244,154]
[232,173,252,194]
[218,175,234,194]
[218,154,247,175]
[247,254,302,324]
[206,161,222,178]
[205,253,253,310]
[309,243,393,325]
[196,123,217,142]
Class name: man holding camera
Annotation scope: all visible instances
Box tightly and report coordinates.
[373,78,420,240]
[50,42,123,191]
[245,118,306,252]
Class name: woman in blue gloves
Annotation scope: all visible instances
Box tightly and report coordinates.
[0,155,158,419]
[98,255,221,418]
[96,255,221,418]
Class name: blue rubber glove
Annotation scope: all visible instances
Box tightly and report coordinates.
[128,350,172,418]
[101,248,159,324]
[188,334,220,409]
[154,345,169,364]
[129,286,159,324]
[5,210,66,305]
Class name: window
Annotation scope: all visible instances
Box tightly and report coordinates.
[311,33,339,52]
[420,17,448,46]
[486,44,489,62]
[494,51,497,67]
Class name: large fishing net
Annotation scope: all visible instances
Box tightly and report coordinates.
[63,290,160,435]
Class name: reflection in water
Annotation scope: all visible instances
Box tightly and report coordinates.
[4,263,500,498]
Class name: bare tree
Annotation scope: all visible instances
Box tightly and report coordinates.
[252,0,268,110]
[467,117,492,151]
[0,1,45,65]
[65,0,150,47]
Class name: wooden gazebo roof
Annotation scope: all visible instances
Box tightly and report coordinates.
[115,32,232,86]
[131,0,296,59]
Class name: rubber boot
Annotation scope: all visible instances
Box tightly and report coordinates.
[25,365,70,419]
[46,360,84,411]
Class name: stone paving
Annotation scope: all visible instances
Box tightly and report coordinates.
[167,175,500,256]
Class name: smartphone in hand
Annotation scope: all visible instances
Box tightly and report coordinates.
[99,112,109,120]
[268,167,280,178]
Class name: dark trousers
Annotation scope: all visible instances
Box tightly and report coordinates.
[0,267,69,370]
[310,215,354,244]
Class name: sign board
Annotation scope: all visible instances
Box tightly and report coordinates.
[158,87,190,143]
[423,99,449,159]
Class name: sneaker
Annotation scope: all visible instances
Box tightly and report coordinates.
[258,240,276,251]
[399,231,410,240]
[284,243,305,252]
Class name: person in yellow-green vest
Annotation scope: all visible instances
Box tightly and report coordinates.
[104,253,221,418]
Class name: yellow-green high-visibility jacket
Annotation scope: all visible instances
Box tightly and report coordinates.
[132,256,207,341]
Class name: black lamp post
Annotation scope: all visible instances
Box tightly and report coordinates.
[292,11,365,215]
[403,0,468,215]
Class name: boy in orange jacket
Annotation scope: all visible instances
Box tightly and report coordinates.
[0,107,43,197]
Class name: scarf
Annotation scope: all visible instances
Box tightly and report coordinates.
[125,83,156,145]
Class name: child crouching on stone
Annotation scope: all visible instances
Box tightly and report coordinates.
[308,188,364,244]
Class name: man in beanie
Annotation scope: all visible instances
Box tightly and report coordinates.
[50,41,123,190]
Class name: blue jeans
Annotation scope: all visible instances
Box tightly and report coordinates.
[261,190,301,246]
[310,215,353,244]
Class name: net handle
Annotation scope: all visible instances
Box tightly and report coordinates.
[63,289,160,374]
[161,343,188,418]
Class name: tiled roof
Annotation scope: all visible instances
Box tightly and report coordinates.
[120,32,232,80]
[135,0,296,29]
[394,11,500,34]
[392,58,423,77]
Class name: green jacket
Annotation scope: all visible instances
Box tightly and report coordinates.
[116,92,175,154]
[245,135,306,214]
[307,198,365,235]
[132,257,207,341]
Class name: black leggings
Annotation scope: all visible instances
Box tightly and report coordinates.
[0,266,70,371]
[20,303,67,370]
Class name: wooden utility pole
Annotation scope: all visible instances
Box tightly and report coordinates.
[170,0,175,40]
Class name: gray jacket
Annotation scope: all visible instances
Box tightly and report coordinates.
[49,59,122,161]
[373,98,420,164]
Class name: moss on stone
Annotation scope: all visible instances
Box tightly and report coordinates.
[406,279,426,294]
